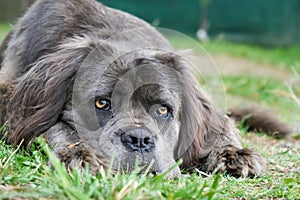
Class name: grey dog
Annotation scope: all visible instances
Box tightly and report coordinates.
[0,0,268,177]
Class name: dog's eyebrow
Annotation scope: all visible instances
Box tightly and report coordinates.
[94,87,113,97]
[145,90,178,109]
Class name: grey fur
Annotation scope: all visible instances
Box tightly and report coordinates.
[0,0,266,177]
[228,106,292,138]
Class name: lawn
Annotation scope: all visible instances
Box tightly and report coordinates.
[1,25,299,199]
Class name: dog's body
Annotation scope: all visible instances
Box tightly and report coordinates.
[0,0,267,177]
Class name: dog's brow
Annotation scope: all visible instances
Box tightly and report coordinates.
[144,90,176,108]
[94,89,113,98]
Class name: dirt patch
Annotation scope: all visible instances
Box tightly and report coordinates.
[193,53,293,81]
[211,54,292,80]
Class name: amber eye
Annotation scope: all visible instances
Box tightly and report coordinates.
[95,99,111,111]
[157,105,170,117]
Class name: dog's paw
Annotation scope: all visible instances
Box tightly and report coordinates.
[203,146,266,177]
[57,141,108,175]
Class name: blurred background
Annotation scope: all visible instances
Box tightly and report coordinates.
[0,0,33,23]
[0,0,300,46]
[102,0,300,47]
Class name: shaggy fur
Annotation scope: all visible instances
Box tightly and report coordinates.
[0,0,267,177]
[227,106,292,138]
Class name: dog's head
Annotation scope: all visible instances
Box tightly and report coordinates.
[8,38,216,176]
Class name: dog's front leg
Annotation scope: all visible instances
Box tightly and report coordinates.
[203,144,267,177]
[201,118,267,177]
[44,122,108,174]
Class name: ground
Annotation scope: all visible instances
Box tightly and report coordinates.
[0,25,300,199]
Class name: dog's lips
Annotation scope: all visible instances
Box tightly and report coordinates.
[109,152,181,178]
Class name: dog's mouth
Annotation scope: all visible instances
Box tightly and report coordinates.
[111,153,157,172]
[109,152,181,178]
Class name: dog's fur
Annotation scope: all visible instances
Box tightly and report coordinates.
[0,0,267,177]
[227,106,292,138]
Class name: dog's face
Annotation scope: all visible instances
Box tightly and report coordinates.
[4,34,212,177]
[64,48,191,175]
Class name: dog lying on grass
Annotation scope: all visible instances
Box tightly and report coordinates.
[0,0,281,177]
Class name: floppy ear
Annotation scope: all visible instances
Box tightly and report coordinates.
[154,52,218,168]
[6,39,94,147]
[175,67,214,169]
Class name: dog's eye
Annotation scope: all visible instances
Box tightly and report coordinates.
[157,105,171,118]
[95,99,111,111]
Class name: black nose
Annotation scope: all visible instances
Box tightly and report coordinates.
[121,128,155,153]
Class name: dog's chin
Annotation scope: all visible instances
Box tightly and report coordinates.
[110,153,181,178]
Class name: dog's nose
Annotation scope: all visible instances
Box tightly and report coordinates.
[121,128,155,153]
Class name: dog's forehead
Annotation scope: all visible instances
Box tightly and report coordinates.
[74,48,183,102]
[108,59,181,89]
[93,62,182,104]
[93,49,179,83]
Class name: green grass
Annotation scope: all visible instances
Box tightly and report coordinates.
[0,139,221,199]
[1,26,300,199]
[1,132,299,199]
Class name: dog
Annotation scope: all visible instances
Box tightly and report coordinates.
[0,0,268,177]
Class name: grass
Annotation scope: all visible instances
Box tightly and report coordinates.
[0,139,221,199]
[1,25,300,199]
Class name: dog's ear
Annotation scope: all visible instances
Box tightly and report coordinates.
[175,67,214,169]
[6,38,94,147]
[154,52,215,167]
